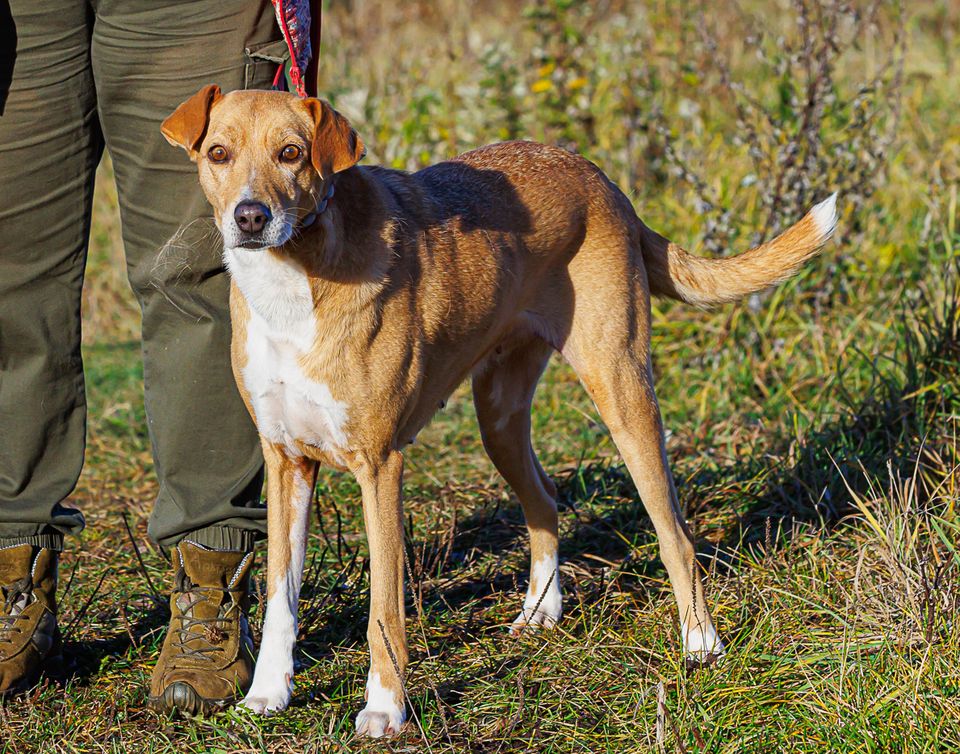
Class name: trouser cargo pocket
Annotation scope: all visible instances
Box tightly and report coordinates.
[244,38,290,90]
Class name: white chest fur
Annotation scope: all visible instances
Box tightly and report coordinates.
[226,248,349,459]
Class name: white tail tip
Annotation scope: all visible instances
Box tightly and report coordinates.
[809,191,839,242]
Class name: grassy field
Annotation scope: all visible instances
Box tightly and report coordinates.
[3,1,959,752]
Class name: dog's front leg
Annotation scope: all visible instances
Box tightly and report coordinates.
[240,442,317,715]
[354,450,408,738]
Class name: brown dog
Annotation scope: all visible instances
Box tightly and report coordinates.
[162,86,836,737]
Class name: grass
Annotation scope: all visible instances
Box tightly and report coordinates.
[2,1,959,752]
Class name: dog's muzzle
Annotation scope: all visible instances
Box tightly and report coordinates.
[222,199,287,251]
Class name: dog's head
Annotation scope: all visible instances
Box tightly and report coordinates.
[161,86,365,251]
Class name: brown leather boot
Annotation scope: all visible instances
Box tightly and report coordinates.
[0,544,60,696]
[147,541,255,715]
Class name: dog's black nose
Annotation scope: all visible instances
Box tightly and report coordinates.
[234,202,272,234]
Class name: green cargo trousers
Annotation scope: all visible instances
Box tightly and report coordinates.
[0,0,287,551]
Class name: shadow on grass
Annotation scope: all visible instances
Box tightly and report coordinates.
[50,600,169,688]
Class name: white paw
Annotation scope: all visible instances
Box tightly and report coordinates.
[510,602,561,634]
[355,672,406,738]
[682,620,726,663]
[510,556,562,635]
[238,675,293,715]
[355,706,406,738]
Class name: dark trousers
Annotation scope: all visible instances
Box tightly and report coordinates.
[0,0,286,550]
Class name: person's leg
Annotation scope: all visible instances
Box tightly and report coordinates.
[0,0,97,696]
[0,0,97,551]
[90,0,289,551]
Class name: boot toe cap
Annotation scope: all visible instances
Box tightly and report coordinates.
[148,679,234,716]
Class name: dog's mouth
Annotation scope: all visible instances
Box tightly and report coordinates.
[223,221,295,253]
[236,238,269,251]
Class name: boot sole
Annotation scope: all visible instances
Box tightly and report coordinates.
[146,681,237,717]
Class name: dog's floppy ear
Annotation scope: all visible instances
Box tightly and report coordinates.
[161,84,222,158]
[305,99,366,178]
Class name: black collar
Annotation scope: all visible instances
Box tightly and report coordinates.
[300,181,335,229]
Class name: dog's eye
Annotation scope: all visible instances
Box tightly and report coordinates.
[208,145,229,163]
[280,144,302,162]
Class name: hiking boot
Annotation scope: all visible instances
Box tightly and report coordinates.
[147,541,255,715]
[0,544,60,696]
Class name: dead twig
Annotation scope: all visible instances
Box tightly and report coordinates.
[120,512,163,607]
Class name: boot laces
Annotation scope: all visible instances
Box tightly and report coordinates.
[0,576,33,643]
[171,568,239,663]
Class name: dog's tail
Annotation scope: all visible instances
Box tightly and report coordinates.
[640,193,838,307]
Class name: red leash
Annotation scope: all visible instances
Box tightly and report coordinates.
[271,0,321,98]
[306,0,322,98]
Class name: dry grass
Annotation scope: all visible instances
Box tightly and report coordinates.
[2,1,959,752]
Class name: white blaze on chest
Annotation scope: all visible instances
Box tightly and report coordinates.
[226,248,349,458]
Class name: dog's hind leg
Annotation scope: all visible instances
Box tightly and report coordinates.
[562,251,724,662]
[473,336,562,633]
[240,443,317,714]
